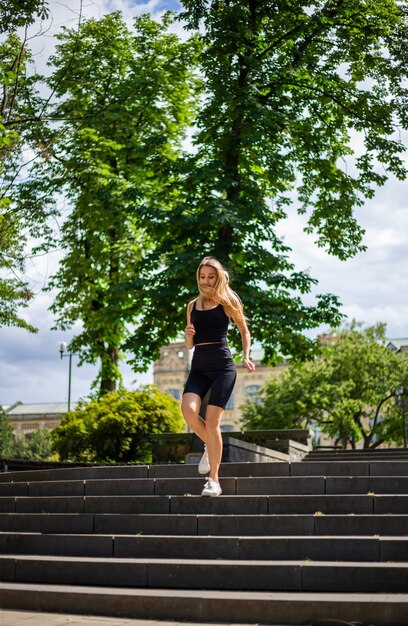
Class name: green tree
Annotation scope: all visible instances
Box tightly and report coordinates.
[0,0,50,331]
[0,426,52,460]
[0,0,49,33]
[25,12,199,394]
[0,407,14,457]
[123,0,407,370]
[26,428,52,460]
[52,386,184,463]
[0,31,41,332]
[9,434,29,459]
[242,323,408,449]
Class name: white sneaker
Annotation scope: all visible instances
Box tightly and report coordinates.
[198,444,210,475]
[201,478,222,497]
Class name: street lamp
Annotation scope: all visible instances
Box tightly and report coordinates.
[395,385,407,449]
[58,342,75,412]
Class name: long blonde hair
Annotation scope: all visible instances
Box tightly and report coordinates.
[196,257,245,320]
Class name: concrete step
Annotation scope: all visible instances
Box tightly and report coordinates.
[1,582,407,625]
[309,447,408,453]
[1,460,407,625]
[0,465,149,483]
[1,492,408,515]
[326,476,408,494]
[1,495,269,514]
[306,451,408,460]
[2,460,408,484]
[0,513,95,534]
[0,462,288,483]
[169,493,407,515]
[1,554,408,592]
[294,460,408,476]
[305,456,408,462]
[1,532,408,562]
[0,476,323,497]
[1,513,408,536]
[2,474,408,500]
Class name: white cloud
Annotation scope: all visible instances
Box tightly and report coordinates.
[0,295,152,405]
[277,176,408,337]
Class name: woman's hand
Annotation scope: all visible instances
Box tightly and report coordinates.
[184,323,195,349]
[244,357,256,373]
[185,323,195,339]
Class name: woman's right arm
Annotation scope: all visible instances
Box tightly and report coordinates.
[184,300,195,349]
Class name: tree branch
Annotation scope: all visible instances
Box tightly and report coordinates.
[6,28,28,122]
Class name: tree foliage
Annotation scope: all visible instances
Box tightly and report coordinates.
[8,430,52,460]
[0,407,14,457]
[0,0,49,33]
[23,12,199,393]
[0,0,50,330]
[0,31,41,332]
[241,323,408,448]
[123,0,407,370]
[51,386,184,463]
[25,427,52,460]
[2,1,407,395]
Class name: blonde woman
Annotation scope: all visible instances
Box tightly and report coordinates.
[182,257,255,496]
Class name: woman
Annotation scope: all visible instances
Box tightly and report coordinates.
[182,257,255,496]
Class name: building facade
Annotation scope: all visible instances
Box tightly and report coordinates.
[4,403,76,438]
[153,341,287,430]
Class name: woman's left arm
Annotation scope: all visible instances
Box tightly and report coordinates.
[233,314,256,373]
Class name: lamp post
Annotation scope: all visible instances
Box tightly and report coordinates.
[58,342,74,412]
[395,385,407,449]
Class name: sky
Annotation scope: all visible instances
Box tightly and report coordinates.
[0,0,407,407]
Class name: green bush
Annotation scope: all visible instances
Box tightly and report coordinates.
[0,407,14,457]
[52,385,184,463]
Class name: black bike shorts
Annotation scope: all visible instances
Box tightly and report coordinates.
[183,342,237,409]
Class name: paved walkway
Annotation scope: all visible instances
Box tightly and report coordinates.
[0,611,260,626]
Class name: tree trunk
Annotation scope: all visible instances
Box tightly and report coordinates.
[100,345,119,393]
[99,221,121,396]
[216,0,255,262]
[340,424,348,449]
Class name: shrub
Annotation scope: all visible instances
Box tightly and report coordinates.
[52,385,184,463]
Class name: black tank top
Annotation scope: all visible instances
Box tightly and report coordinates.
[190,300,229,344]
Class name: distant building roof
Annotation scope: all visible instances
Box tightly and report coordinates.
[3,402,77,415]
[386,338,408,353]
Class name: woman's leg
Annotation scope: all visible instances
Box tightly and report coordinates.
[205,404,224,482]
[181,392,208,443]
[204,364,236,483]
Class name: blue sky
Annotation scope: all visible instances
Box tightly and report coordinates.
[0,0,407,406]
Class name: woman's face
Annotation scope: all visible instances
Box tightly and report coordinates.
[199,265,217,291]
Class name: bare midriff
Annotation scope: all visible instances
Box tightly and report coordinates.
[195,341,224,346]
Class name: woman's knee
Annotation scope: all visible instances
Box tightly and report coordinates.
[181,394,201,423]
[181,402,194,422]
[182,407,196,426]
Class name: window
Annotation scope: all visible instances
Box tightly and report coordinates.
[167,388,180,400]
[225,392,234,410]
[246,385,262,404]
[178,350,184,359]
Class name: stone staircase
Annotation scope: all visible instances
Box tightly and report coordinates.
[304,447,408,461]
[0,460,408,624]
